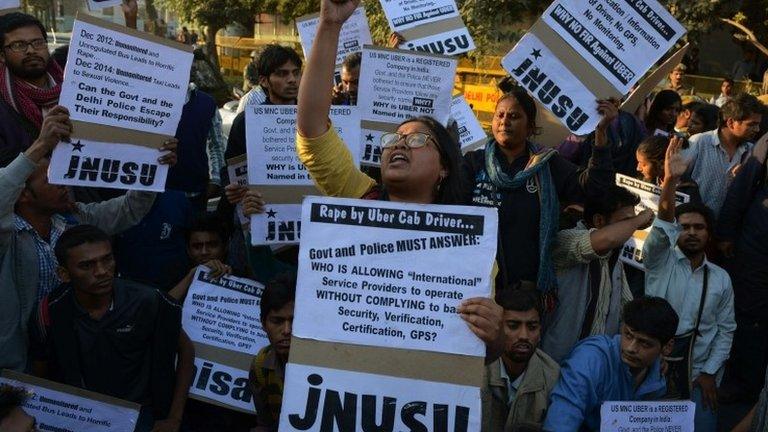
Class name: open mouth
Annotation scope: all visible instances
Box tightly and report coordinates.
[389,151,409,165]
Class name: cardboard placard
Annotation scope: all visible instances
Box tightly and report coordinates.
[297,6,372,69]
[182,267,267,414]
[450,95,487,152]
[60,13,193,149]
[621,44,690,115]
[0,0,20,12]
[600,401,695,432]
[615,174,689,270]
[226,155,249,226]
[86,0,123,12]
[500,0,685,135]
[358,45,457,165]
[48,139,169,192]
[380,0,475,56]
[540,0,686,94]
[0,369,140,432]
[282,197,498,430]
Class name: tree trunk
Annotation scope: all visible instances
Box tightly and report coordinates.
[144,0,158,21]
[206,25,221,69]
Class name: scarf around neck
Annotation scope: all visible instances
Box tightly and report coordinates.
[0,59,63,129]
[484,138,560,302]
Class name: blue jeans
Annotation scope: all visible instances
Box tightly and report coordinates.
[691,386,717,432]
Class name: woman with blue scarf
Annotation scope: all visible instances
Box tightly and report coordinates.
[463,88,616,310]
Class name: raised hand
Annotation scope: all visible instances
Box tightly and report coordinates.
[320,0,361,26]
[664,135,689,181]
[26,106,72,162]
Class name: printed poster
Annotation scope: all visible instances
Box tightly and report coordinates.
[380,0,475,56]
[60,16,192,136]
[297,7,372,68]
[279,364,481,432]
[0,370,140,432]
[601,401,695,432]
[616,174,689,270]
[358,46,456,165]
[182,267,267,413]
[501,33,600,135]
[49,139,169,192]
[540,0,686,93]
[294,196,497,357]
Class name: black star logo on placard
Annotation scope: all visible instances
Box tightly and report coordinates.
[365,133,374,142]
[266,209,277,218]
[531,48,542,60]
[71,140,84,152]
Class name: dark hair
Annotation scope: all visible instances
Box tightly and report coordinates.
[495,289,542,321]
[646,90,682,132]
[256,44,302,80]
[636,135,669,179]
[623,296,679,345]
[722,77,734,86]
[54,225,111,264]
[398,116,468,205]
[691,104,719,133]
[496,86,538,135]
[245,61,259,86]
[0,12,47,47]
[719,93,764,128]
[51,44,68,68]
[584,185,640,225]
[260,272,296,324]
[0,385,27,422]
[682,101,704,113]
[341,52,362,71]
[185,213,229,245]
[675,201,715,233]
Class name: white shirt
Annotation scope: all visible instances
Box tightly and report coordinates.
[643,218,736,379]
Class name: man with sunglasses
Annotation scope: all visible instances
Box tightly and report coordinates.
[0,13,62,167]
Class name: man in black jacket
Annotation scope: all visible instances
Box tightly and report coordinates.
[717,132,768,402]
[30,225,194,432]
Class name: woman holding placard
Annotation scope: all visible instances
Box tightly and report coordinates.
[463,89,618,308]
[294,0,504,357]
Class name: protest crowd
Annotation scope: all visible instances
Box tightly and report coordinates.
[2,0,768,431]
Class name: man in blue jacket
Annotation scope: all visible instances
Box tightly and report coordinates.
[543,296,679,431]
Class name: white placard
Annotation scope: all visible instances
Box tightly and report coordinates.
[0,0,20,10]
[358,46,457,165]
[600,401,695,432]
[60,18,193,136]
[450,95,486,152]
[226,158,249,226]
[250,204,302,246]
[616,174,689,270]
[501,33,600,136]
[294,196,497,357]
[297,7,372,67]
[279,363,481,432]
[246,105,360,185]
[0,372,139,432]
[86,0,123,12]
[48,139,168,192]
[380,0,475,56]
[541,0,685,94]
[189,357,255,413]
[182,267,268,354]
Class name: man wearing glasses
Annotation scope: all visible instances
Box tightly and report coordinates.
[0,13,62,167]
